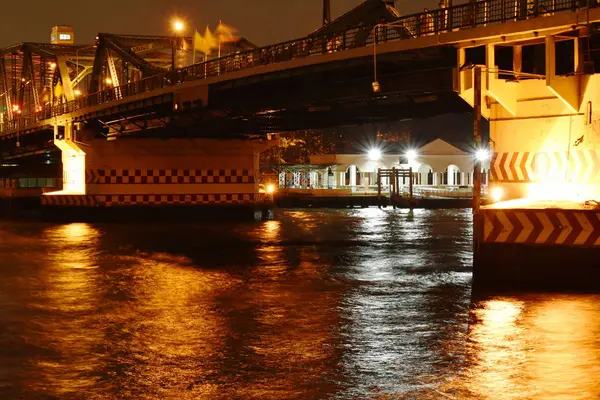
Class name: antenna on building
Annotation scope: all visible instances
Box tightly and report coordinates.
[323,0,331,26]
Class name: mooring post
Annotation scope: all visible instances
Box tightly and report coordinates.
[377,168,382,208]
[409,167,413,201]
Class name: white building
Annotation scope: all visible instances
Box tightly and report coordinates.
[278,138,490,190]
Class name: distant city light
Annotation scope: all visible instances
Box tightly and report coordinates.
[173,20,185,32]
[368,148,382,161]
[476,149,490,162]
[492,187,503,203]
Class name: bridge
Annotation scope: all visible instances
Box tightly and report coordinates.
[2,0,600,286]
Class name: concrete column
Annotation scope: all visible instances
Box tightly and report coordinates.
[513,45,522,77]
[349,165,357,187]
[574,37,583,75]
[546,35,556,81]
[329,170,338,188]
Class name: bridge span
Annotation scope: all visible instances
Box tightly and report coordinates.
[2,0,600,287]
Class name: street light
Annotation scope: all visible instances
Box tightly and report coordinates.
[368,148,382,161]
[172,19,185,71]
[406,150,417,163]
[476,148,489,162]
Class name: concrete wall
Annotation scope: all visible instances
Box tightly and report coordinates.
[48,136,276,206]
[489,75,600,201]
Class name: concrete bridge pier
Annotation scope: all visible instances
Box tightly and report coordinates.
[42,123,277,221]
[458,33,600,290]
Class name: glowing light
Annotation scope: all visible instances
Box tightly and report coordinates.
[476,149,490,162]
[105,78,112,85]
[527,182,595,202]
[12,105,19,112]
[49,62,56,69]
[173,20,185,32]
[74,89,82,96]
[491,187,503,203]
[372,81,381,93]
[406,149,417,164]
[266,184,276,194]
[368,148,382,161]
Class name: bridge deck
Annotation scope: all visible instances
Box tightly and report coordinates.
[1,0,598,136]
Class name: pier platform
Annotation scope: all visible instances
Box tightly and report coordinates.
[475,199,600,291]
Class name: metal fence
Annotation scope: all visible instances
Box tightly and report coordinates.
[0,0,594,134]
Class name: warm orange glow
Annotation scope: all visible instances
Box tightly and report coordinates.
[105,78,112,85]
[47,141,86,196]
[173,20,185,32]
[527,182,596,202]
[74,89,82,96]
[491,187,503,203]
[266,184,276,194]
[49,62,56,69]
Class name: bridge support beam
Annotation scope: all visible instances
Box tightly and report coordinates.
[545,35,581,113]
[471,38,600,290]
[486,44,518,116]
[43,135,277,219]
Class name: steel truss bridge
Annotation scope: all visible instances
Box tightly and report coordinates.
[0,0,599,161]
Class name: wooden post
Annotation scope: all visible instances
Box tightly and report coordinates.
[409,167,413,200]
[377,168,382,208]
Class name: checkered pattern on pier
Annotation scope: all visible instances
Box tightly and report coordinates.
[41,193,267,207]
[86,169,255,184]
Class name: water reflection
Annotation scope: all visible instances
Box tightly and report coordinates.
[1,212,600,399]
[24,223,104,397]
[443,295,600,400]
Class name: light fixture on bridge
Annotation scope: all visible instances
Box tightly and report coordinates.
[476,149,490,162]
[368,148,382,161]
[266,184,276,194]
[372,81,381,93]
[49,62,56,70]
[74,89,82,96]
[173,20,185,33]
[105,78,113,85]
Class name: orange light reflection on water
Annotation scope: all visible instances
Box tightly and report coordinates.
[444,296,600,400]
[27,223,104,397]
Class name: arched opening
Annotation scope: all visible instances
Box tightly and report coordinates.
[418,164,433,185]
[344,165,360,187]
[446,164,461,186]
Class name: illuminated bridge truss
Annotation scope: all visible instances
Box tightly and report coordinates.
[1,0,598,158]
[0,34,255,130]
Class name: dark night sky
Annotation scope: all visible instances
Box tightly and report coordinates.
[0,0,442,48]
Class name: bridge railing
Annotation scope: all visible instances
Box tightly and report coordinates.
[0,0,593,135]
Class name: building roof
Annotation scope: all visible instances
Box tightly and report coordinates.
[417,138,469,156]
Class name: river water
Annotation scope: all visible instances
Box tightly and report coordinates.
[0,209,599,399]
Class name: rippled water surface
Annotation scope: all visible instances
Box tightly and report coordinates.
[1,209,599,399]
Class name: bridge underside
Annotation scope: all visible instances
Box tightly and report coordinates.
[0,45,461,161]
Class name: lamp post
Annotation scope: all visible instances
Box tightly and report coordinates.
[172,20,185,71]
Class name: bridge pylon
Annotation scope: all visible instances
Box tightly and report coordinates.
[456,28,600,290]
